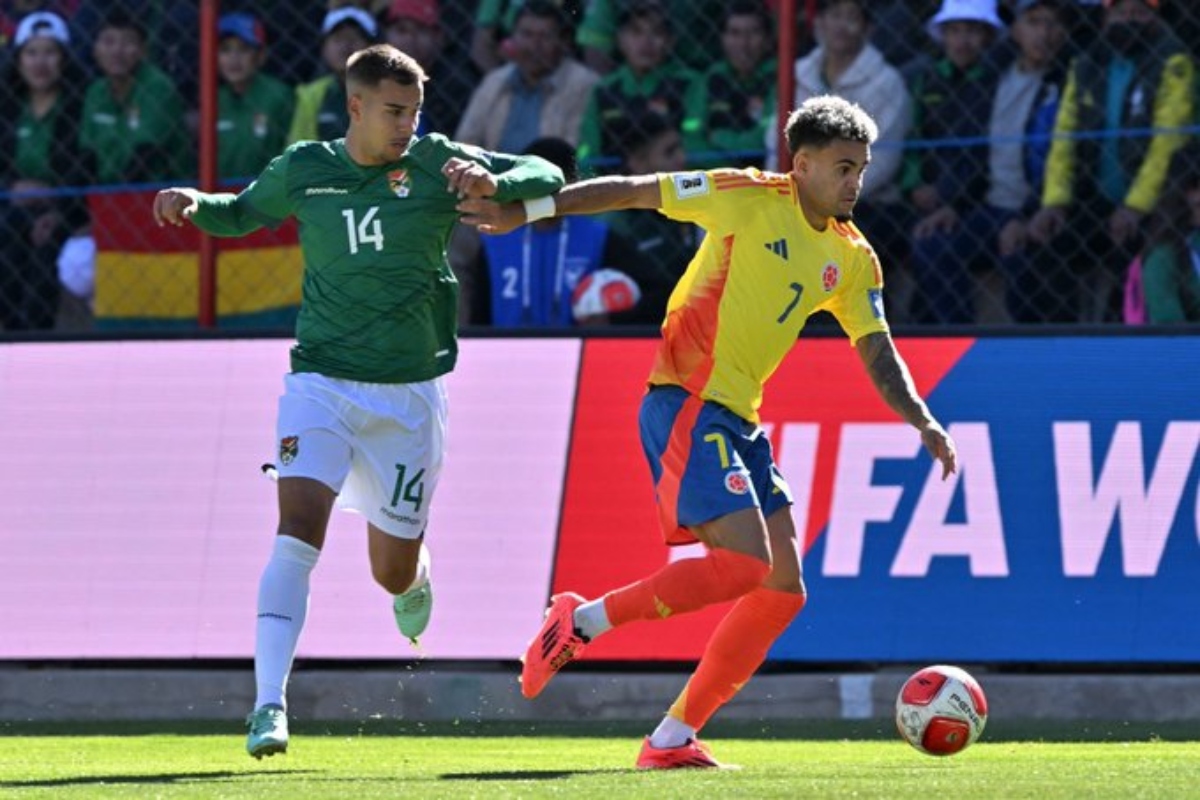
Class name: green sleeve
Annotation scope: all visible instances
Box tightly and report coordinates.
[191,150,294,236]
[1141,245,1187,323]
[576,91,603,164]
[434,136,564,200]
[486,151,565,201]
[680,70,708,156]
[474,0,501,25]
[899,72,926,194]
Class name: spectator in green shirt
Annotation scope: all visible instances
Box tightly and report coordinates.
[287,7,377,144]
[79,10,190,185]
[577,0,731,75]
[576,0,704,169]
[469,0,584,74]
[1137,141,1200,323]
[0,11,94,330]
[688,0,776,167]
[606,110,700,325]
[216,12,295,181]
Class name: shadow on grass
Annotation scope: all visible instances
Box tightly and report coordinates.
[0,770,314,789]
[440,768,629,781]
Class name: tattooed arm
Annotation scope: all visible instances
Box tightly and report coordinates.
[855,331,958,480]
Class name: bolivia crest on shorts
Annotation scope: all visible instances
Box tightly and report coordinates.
[388,169,411,198]
[279,435,299,466]
[724,471,750,495]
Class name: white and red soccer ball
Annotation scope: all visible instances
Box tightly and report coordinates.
[895,665,988,756]
[571,268,641,320]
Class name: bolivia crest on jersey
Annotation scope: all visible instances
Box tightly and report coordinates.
[388,169,411,198]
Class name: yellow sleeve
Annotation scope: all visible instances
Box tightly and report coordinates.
[1041,66,1080,209]
[1124,53,1196,213]
[823,242,890,345]
[286,79,327,145]
[657,169,781,232]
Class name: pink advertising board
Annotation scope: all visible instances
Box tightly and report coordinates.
[0,339,579,659]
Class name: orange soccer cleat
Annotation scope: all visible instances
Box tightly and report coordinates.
[519,592,588,699]
[636,737,735,770]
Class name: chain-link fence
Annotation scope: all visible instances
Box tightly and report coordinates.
[0,0,1196,334]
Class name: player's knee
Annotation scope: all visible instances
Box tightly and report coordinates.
[275,520,324,549]
[712,548,772,597]
[371,560,417,595]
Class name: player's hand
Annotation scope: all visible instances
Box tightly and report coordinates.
[457,197,526,235]
[918,421,958,480]
[1028,206,1065,244]
[912,206,958,240]
[442,157,498,199]
[153,188,200,227]
[910,184,941,214]
[997,218,1027,257]
[1108,206,1143,247]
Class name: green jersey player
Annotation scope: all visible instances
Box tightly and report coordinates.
[152,44,564,759]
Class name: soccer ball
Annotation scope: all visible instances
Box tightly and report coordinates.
[895,665,988,756]
[571,268,641,320]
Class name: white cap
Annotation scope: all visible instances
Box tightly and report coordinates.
[321,7,378,39]
[926,0,1005,41]
[14,11,70,48]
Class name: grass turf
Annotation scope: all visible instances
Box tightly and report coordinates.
[0,720,1196,799]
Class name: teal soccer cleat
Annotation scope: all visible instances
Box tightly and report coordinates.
[393,580,433,645]
[245,704,288,759]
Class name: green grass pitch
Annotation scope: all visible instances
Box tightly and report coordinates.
[1,720,1196,799]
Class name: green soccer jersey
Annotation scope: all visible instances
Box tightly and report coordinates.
[191,134,564,383]
[218,72,296,181]
[80,62,189,184]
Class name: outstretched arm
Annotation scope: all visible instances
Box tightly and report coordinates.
[855,331,958,479]
[457,173,663,235]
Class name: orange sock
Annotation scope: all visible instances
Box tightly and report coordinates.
[603,548,770,627]
[668,587,807,730]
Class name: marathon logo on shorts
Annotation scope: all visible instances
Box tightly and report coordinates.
[279,435,299,466]
[724,470,750,495]
[673,172,709,200]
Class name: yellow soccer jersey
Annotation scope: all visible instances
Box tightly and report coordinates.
[647,168,889,422]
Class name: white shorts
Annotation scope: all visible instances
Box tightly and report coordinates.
[274,372,448,539]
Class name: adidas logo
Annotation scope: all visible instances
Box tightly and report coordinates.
[764,238,789,259]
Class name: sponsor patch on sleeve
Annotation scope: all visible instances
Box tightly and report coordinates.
[672,172,709,200]
[868,288,885,319]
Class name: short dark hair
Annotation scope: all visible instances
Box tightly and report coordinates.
[614,110,676,159]
[723,0,773,33]
[816,0,872,23]
[98,10,146,42]
[346,44,428,88]
[784,95,877,156]
[618,0,670,31]
[515,0,573,34]
[523,137,579,183]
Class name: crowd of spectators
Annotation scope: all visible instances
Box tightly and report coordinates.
[0,0,1197,332]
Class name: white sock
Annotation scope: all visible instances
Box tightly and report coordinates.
[649,714,696,749]
[401,542,431,594]
[573,597,611,641]
[254,535,320,710]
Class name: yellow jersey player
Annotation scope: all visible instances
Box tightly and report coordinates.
[460,94,958,769]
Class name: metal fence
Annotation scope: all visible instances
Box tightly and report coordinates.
[0,0,1196,333]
